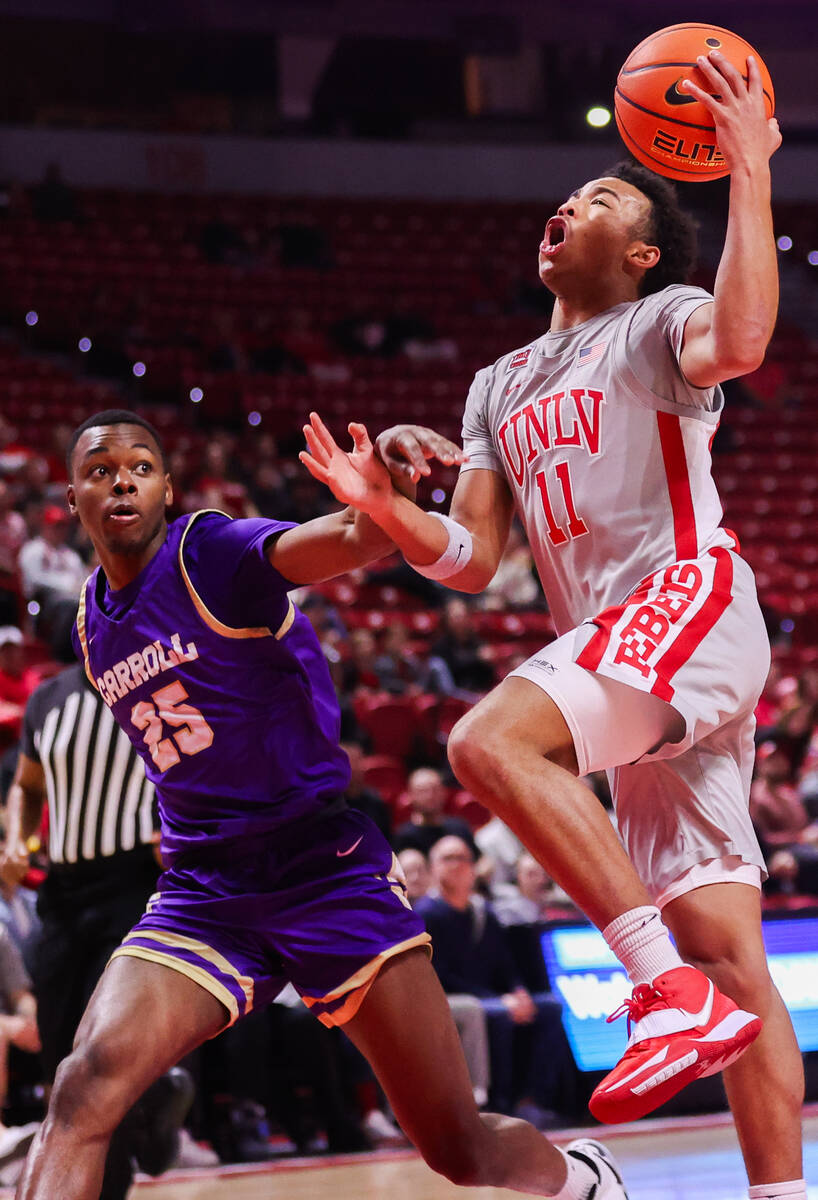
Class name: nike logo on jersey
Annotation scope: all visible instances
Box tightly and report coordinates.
[337,835,363,857]
[664,80,697,106]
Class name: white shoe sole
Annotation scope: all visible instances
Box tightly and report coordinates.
[632,1010,760,1095]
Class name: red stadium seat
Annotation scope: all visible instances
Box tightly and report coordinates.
[354,694,418,759]
[449,790,492,832]
[361,755,407,806]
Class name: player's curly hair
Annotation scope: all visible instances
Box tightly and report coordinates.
[67,409,166,476]
[604,160,698,297]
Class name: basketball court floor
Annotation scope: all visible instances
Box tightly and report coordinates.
[114,1107,815,1199]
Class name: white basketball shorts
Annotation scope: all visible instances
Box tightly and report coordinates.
[509,548,769,902]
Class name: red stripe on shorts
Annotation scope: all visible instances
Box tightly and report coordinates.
[576,612,618,671]
[650,547,734,702]
[657,411,697,560]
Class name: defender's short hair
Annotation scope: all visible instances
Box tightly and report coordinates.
[604,160,698,296]
[67,409,166,476]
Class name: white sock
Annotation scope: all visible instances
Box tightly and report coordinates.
[748,1182,807,1199]
[603,905,685,986]
[550,1148,599,1198]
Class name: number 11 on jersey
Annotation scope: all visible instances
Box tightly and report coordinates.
[535,463,589,546]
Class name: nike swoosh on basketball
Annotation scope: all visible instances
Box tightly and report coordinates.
[664,80,697,106]
[337,835,363,857]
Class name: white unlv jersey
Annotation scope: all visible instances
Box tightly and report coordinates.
[461,285,737,634]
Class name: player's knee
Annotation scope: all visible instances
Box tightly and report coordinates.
[420,1132,487,1188]
[447,712,507,792]
[49,1038,131,1135]
[680,938,772,1015]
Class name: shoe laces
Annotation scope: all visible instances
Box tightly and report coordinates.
[606,982,666,1038]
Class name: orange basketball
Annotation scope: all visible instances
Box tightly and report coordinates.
[615,23,774,182]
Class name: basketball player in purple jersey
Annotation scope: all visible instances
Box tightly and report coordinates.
[17,410,628,1200]
[302,52,807,1200]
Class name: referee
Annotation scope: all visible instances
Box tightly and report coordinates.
[0,602,191,1200]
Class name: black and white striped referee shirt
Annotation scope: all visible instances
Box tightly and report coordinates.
[20,664,155,864]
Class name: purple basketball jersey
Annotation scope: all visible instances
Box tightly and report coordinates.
[75,511,350,860]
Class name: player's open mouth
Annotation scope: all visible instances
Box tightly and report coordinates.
[540,218,567,257]
[107,503,140,525]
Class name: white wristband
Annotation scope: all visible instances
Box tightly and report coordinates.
[406,513,473,580]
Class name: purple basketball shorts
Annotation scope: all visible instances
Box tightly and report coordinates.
[110,806,430,1029]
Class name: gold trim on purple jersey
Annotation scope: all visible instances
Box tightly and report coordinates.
[75,580,98,690]
[112,927,256,1026]
[301,932,432,1028]
[110,944,238,1027]
[178,509,295,641]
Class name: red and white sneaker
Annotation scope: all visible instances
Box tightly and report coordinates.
[589,965,762,1124]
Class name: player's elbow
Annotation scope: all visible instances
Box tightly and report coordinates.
[716,324,772,378]
[454,556,500,594]
[724,348,767,378]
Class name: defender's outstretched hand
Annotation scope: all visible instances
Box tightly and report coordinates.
[681,51,781,170]
[375,424,468,484]
[299,412,391,516]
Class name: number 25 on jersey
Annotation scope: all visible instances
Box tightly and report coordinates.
[131,681,214,772]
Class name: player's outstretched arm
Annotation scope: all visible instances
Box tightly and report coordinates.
[293,413,512,592]
[375,423,468,483]
[678,50,782,388]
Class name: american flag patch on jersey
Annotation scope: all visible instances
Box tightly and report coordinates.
[577,341,607,365]
[508,348,532,371]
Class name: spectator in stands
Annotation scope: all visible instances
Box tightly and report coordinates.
[479,524,541,611]
[203,312,249,373]
[189,440,257,519]
[0,483,25,626]
[0,420,34,483]
[416,837,567,1124]
[330,311,392,358]
[340,628,380,694]
[0,923,40,1173]
[798,726,818,819]
[0,877,38,956]
[31,163,80,224]
[474,816,525,887]
[430,597,495,696]
[14,458,52,525]
[492,853,578,926]
[397,848,430,903]
[300,592,347,643]
[340,741,392,842]
[750,739,811,853]
[0,628,38,746]
[766,844,818,902]
[248,462,287,520]
[392,767,476,858]
[18,508,86,603]
[373,622,428,695]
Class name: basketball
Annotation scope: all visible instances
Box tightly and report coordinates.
[615,23,775,182]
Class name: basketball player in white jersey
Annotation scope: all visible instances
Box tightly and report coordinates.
[301,51,805,1200]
